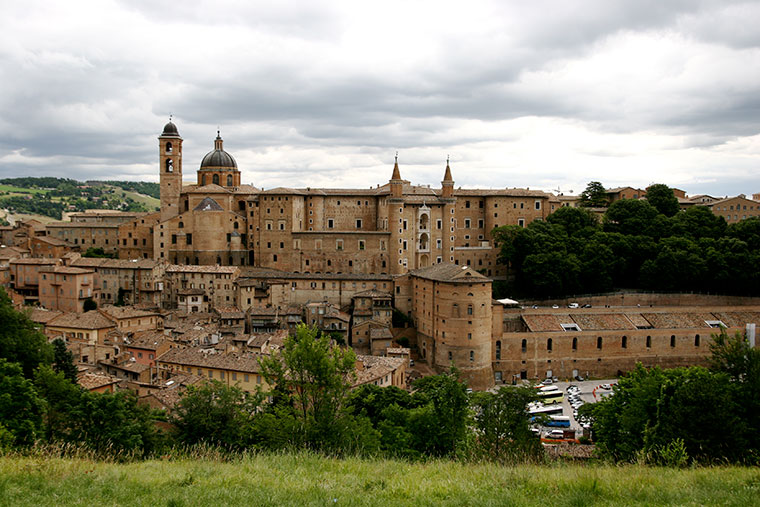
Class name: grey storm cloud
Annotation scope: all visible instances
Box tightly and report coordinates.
[1,0,759,195]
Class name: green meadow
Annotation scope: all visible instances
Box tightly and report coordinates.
[1,453,758,506]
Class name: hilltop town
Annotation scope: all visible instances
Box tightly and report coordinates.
[2,119,759,410]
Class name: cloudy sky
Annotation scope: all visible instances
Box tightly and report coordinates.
[1,0,760,197]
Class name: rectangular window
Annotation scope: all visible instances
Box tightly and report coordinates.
[358,240,365,250]
[356,219,362,229]
[171,234,177,244]
[328,219,334,229]
[336,239,343,250]
[186,234,192,245]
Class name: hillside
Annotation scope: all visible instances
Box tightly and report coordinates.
[0,177,159,222]
[1,453,758,506]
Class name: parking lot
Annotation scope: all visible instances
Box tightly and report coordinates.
[492,379,617,437]
[551,379,616,432]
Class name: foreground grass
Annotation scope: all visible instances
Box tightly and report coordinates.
[0,453,758,506]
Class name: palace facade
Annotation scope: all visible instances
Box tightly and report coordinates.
[119,120,556,278]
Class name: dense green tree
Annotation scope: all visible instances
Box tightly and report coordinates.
[34,366,84,443]
[639,237,707,291]
[259,324,359,451]
[670,206,726,240]
[0,288,53,378]
[0,359,44,446]
[83,298,97,311]
[578,181,609,207]
[52,339,78,382]
[582,356,757,464]
[546,206,599,236]
[411,369,469,457]
[469,386,543,463]
[172,381,263,450]
[709,330,760,455]
[603,199,664,237]
[646,184,680,217]
[727,216,760,250]
[72,389,161,455]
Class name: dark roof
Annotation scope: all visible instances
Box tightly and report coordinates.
[410,263,490,283]
[193,197,224,212]
[161,121,180,138]
[200,134,237,169]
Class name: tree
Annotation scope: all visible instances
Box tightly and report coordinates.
[581,362,754,464]
[578,181,609,207]
[258,324,358,451]
[410,368,469,457]
[469,386,543,463]
[0,288,53,378]
[83,298,97,311]
[0,359,44,447]
[646,184,680,217]
[52,338,78,382]
[670,206,726,240]
[546,206,599,236]
[172,381,263,450]
[603,199,665,237]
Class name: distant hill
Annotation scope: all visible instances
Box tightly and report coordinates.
[0,177,160,220]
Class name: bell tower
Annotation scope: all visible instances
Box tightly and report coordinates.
[159,118,183,222]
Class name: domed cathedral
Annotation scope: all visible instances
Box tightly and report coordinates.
[197,131,242,188]
[155,120,257,266]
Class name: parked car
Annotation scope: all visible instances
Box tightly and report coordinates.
[568,302,579,309]
[409,359,415,367]
[574,375,585,381]
[551,304,560,309]
[600,383,612,390]
[582,304,592,308]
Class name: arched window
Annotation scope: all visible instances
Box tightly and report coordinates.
[233,222,239,229]
[194,257,199,265]
[572,337,577,351]
[227,174,233,186]
[521,339,527,353]
[469,350,474,362]
[547,338,552,351]
[495,340,501,360]
[201,175,206,186]
[166,142,172,153]
[212,174,219,185]
[646,335,651,348]
[178,222,184,229]
[695,334,700,347]
[467,304,473,316]
[165,159,173,172]
[216,256,221,265]
[622,336,627,349]
[597,337,603,350]
[452,303,459,317]
[671,335,676,348]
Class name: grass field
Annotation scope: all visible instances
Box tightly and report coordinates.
[0,453,758,506]
[117,188,160,210]
[0,184,47,196]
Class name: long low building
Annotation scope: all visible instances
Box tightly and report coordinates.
[491,305,760,383]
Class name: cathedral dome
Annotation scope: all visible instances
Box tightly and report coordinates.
[199,131,237,170]
[161,120,180,137]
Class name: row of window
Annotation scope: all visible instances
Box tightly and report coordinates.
[514,334,703,353]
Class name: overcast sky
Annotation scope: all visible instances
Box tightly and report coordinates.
[2,0,760,197]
